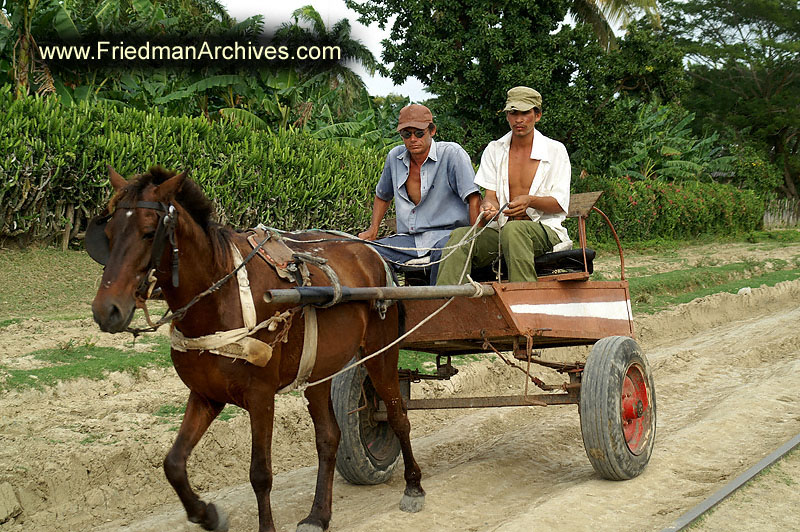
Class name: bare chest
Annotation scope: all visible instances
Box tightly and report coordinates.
[406,162,422,205]
[507,150,540,198]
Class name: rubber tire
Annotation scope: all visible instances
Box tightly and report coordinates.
[579,336,656,480]
[332,360,401,485]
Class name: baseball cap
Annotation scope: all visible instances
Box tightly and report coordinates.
[503,86,542,112]
[397,104,433,131]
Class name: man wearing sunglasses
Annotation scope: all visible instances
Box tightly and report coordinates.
[436,86,573,285]
[359,104,481,284]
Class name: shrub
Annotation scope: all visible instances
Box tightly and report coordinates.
[727,143,784,199]
[571,173,764,243]
[0,87,386,242]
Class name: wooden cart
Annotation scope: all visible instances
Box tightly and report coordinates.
[267,192,656,485]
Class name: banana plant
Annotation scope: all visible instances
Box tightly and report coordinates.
[1,0,77,98]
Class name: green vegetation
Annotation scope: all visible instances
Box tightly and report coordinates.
[398,349,482,372]
[0,341,171,391]
[347,1,686,166]
[570,175,763,243]
[0,247,102,320]
[1,88,771,246]
[0,88,386,241]
[662,0,799,201]
[627,262,800,314]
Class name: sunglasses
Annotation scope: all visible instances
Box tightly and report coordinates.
[399,129,426,139]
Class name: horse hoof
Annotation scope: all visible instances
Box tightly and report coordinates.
[399,493,425,513]
[296,523,325,532]
[205,503,229,532]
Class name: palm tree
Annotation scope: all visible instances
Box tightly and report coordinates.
[276,5,384,113]
[570,0,660,50]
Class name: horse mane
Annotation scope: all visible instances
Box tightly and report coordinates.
[109,166,234,271]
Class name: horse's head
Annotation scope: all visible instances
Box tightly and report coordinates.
[90,166,187,333]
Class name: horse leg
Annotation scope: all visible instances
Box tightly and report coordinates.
[163,390,228,531]
[297,381,339,532]
[364,352,425,513]
[248,395,277,532]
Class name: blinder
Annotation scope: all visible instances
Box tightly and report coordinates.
[85,201,180,288]
[85,212,112,265]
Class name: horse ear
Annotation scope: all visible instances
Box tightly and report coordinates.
[155,170,188,200]
[108,166,127,191]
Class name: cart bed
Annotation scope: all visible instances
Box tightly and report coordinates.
[401,280,633,354]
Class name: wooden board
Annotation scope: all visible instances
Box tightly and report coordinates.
[401,280,633,354]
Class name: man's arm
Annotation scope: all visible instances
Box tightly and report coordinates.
[505,142,571,219]
[503,195,563,218]
[358,196,392,240]
[467,192,482,225]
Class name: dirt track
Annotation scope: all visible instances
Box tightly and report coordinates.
[1,279,800,531]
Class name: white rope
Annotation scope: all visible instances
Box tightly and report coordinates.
[264,206,506,255]
[297,229,479,392]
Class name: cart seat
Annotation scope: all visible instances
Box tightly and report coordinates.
[535,248,595,275]
[392,247,595,285]
[387,191,603,284]
[392,257,432,286]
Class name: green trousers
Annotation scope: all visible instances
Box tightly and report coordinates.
[435,220,561,285]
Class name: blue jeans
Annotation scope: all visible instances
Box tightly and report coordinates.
[370,234,451,285]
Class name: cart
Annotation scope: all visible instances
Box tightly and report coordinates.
[266,192,656,485]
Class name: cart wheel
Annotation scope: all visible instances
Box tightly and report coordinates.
[579,336,656,480]
[332,360,401,485]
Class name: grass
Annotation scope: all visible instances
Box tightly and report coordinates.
[399,349,483,373]
[633,269,800,314]
[0,247,103,320]
[628,260,800,314]
[0,341,171,391]
[154,402,243,429]
[589,228,800,254]
[0,318,23,329]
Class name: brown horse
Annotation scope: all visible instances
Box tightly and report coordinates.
[90,166,424,532]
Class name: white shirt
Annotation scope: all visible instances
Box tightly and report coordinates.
[474,130,572,251]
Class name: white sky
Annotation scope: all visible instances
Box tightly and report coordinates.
[220,0,429,101]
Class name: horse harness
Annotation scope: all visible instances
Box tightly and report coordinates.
[87,202,350,393]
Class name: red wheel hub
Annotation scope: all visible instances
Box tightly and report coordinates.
[621,363,651,455]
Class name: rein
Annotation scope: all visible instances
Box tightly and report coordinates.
[89,198,273,336]
[126,230,274,336]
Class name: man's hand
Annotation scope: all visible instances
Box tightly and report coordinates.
[358,228,379,240]
[503,195,532,219]
[479,200,499,225]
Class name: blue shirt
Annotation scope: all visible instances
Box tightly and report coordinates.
[376,139,478,256]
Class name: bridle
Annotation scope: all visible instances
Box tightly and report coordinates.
[87,200,180,298]
[87,199,275,335]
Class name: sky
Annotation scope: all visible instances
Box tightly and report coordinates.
[220,0,429,101]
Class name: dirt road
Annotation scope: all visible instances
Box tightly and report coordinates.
[2,280,800,531]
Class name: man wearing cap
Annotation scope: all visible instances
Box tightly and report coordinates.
[359,104,481,284]
[436,86,572,285]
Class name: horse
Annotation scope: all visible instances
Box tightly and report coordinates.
[89,166,424,532]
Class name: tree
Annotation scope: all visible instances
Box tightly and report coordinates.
[345,0,686,168]
[661,0,800,198]
[570,0,659,50]
[275,5,384,116]
[0,0,76,98]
